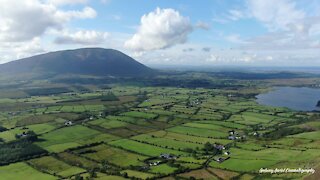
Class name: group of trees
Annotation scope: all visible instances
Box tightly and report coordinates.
[0,129,46,165]
[15,130,38,141]
[203,142,222,155]
[263,127,310,140]
[24,87,71,96]
[0,139,47,165]
[100,92,119,101]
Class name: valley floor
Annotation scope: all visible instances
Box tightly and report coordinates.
[0,83,319,180]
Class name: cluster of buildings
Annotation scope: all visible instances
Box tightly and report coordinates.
[64,120,73,126]
[160,153,177,160]
[16,131,29,138]
[228,130,246,140]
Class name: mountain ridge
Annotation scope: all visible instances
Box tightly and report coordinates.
[0,48,155,78]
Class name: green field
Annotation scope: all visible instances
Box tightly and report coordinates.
[167,125,227,138]
[109,139,188,156]
[210,158,277,172]
[36,125,116,152]
[0,79,319,180]
[0,162,56,180]
[77,144,148,167]
[28,156,85,178]
[149,164,177,174]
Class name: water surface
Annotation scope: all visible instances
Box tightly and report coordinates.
[256,87,320,111]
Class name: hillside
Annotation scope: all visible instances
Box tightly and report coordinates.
[0,48,155,79]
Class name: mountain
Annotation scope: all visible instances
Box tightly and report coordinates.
[0,48,155,79]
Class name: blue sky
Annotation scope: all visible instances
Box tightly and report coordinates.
[0,0,320,66]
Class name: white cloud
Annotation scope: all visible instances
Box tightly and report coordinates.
[47,0,88,6]
[266,56,273,60]
[0,37,45,63]
[247,0,305,31]
[212,17,229,24]
[55,7,96,21]
[226,34,248,44]
[217,0,320,66]
[228,10,246,21]
[124,8,193,52]
[54,30,109,45]
[14,37,45,59]
[0,0,59,42]
[0,0,99,63]
[0,0,97,42]
[195,21,210,30]
[100,0,111,4]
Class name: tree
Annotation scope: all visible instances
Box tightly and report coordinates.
[204,142,213,151]
[26,131,38,141]
[75,174,83,180]
[89,169,97,178]
[123,172,128,178]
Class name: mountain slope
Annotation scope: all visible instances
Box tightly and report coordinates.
[0,48,155,78]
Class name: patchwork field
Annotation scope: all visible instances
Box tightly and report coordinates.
[0,162,56,180]
[0,84,318,180]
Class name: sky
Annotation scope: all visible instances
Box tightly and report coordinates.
[0,0,320,67]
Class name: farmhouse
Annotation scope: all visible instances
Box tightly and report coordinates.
[213,144,225,150]
[229,130,235,135]
[149,161,161,166]
[216,157,225,163]
[64,121,73,126]
[215,157,230,163]
[160,153,177,160]
[16,132,28,138]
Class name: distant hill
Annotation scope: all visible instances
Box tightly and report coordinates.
[0,48,155,79]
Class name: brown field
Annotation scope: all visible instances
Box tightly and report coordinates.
[207,168,239,179]
[178,169,218,180]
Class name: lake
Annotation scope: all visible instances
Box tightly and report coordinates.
[256,87,320,111]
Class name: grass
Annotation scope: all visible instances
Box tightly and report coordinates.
[0,123,56,142]
[183,122,230,132]
[57,152,100,169]
[208,168,239,180]
[36,125,111,152]
[236,142,266,151]
[240,112,276,124]
[210,158,277,172]
[289,131,320,140]
[178,156,207,164]
[0,162,56,180]
[149,164,177,174]
[121,111,158,119]
[28,156,85,178]
[17,114,57,126]
[167,125,226,138]
[95,174,126,180]
[230,148,304,162]
[89,118,128,129]
[178,169,219,179]
[271,137,312,147]
[131,134,203,150]
[78,144,148,167]
[0,85,318,179]
[121,170,155,179]
[109,139,187,156]
[149,130,231,145]
[196,120,247,130]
